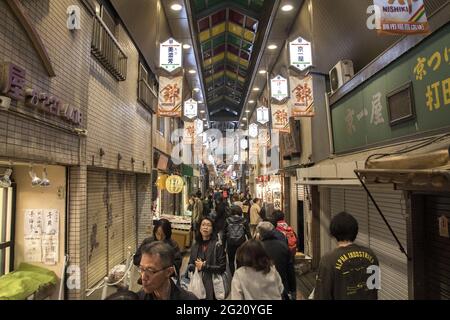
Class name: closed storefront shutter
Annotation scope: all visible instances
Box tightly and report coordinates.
[124,174,137,255]
[327,185,408,300]
[425,195,450,299]
[367,185,408,300]
[297,184,305,201]
[87,170,108,288]
[108,172,125,269]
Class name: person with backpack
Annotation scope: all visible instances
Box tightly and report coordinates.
[223,205,251,275]
[272,210,298,258]
[256,221,297,300]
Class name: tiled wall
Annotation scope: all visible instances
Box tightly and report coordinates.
[0,0,91,165]
[0,0,157,299]
[86,23,153,174]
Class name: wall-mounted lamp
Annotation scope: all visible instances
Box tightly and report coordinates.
[0,169,12,188]
[29,166,42,187]
[40,167,50,187]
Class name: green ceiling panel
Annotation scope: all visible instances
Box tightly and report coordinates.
[192,0,268,110]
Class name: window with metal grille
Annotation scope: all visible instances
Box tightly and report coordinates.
[138,62,158,112]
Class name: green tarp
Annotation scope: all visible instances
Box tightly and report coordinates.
[0,263,57,300]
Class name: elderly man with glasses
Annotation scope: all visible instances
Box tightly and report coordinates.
[138,241,197,300]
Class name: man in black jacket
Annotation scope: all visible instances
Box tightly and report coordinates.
[256,221,297,300]
[138,241,197,300]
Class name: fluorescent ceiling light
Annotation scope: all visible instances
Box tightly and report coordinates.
[253,87,260,91]
[171,4,182,11]
[268,44,278,50]
[182,44,191,49]
[249,100,255,104]
[193,88,200,92]
[281,4,294,12]
[259,70,267,74]
[188,69,196,74]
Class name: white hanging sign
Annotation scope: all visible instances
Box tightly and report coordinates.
[249,123,259,138]
[195,118,204,135]
[160,38,182,73]
[271,75,289,101]
[257,106,269,125]
[290,37,312,71]
[184,99,198,119]
[439,215,449,238]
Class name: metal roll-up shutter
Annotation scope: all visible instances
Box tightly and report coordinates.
[368,185,408,300]
[425,195,450,299]
[87,170,108,288]
[344,188,369,246]
[297,184,305,201]
[330,188,344,217]
[108,172,124,268]
[124,174,137,256]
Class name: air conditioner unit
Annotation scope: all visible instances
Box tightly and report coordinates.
[329,60,354,93]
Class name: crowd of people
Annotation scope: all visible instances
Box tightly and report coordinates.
[110,187,379,301]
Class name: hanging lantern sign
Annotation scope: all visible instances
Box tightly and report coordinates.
[183,121,195,144]
[184,98,198,119]
[249,123,258,138]
[271,75,289,101]
[271,104,290,133]
[195,118,203,135]
[156,175,168,190]
[289,75,315,117]
[160,38,182,73]
[158,76,182,117]
[166,175,184,194]
[240,138,248,150]
[289,37,312,71]
[257,106,269,124]
[258,129,271,147]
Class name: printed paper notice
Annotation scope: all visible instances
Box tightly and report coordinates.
[42,235,59,265]
[43,209,59,235]
[24,209,43,236]
[24,236,42,262]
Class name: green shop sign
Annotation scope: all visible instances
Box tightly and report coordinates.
[331,24,450,154]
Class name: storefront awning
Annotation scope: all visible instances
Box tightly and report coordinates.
[356,147,450,191]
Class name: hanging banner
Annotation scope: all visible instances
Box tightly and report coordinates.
[271,104,290,133]
[374,0,429,35]
[289,75,315,117]
[249,139,259,156]
[271,75,289,101]
[289,37,313,71]
[183,121,195,144]
[160,38,182,73]
[257,106,270,124]
[184,98,198,119]
[249,123,258,138]
[166,175,184,194]
[258,128,271,147]
[158,76,182,117]
[194,119,203,135]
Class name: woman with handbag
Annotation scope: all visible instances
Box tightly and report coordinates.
[187,217,227,300]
